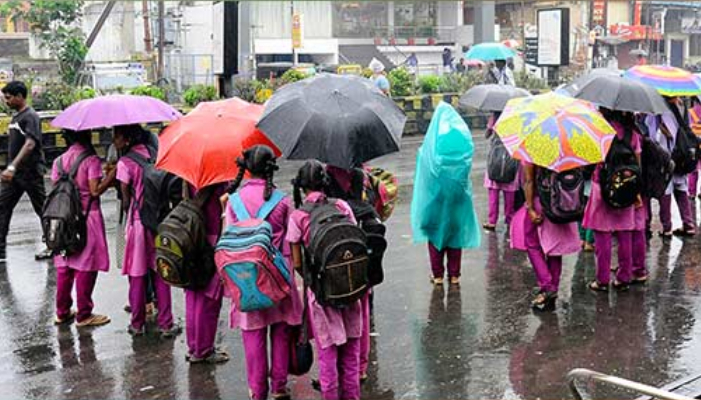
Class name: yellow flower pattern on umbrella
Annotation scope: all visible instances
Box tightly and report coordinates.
[494,92,615,172]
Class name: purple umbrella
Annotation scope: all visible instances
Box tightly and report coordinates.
[51,94,181,131]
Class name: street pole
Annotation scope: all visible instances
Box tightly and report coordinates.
[291,0,298,66]
[142,0,152,53]
[157,0,165,81]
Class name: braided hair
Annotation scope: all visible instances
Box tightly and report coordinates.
[292,159,330,208]
[63,130,96,154]
[227,145,279,200]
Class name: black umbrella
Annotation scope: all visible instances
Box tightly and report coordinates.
[256,74,407,169]
[459,84,531,111]
[562,68,622,95]
[570,74,668,114]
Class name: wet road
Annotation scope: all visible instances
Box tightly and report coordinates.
[2,133,701,400]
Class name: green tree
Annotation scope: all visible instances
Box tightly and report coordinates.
[0,1,87,84]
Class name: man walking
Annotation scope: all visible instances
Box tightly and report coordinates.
[0,81,52,262]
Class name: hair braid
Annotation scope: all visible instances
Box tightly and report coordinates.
[227,160,247,194]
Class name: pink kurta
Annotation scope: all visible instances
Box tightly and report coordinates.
[286,191,363,350]
[189,184,228,300]
[510,198,580,256]
[582,122,642,232]
[224,179,303,331]
[116,144,154,277]
[51,144,109,272]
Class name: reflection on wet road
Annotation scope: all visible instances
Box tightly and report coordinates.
[1,134,700,399]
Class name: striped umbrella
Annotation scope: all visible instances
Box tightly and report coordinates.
[494,92,616,172]
[624,65,701,97]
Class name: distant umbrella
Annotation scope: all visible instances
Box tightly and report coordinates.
[459,84,531,112]
[465,42,517,61]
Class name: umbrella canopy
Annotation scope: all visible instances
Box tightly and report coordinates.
[502,39,520,49]
[459,84,531,112]
[624,65,701,97]
[494,92,616,172]
[569,74,668,114]
[562,68,622,95]
[156,98,280,189]
[465,42,517,61]
[464,59,486,67]
[256,73,407,169]
[51,94,181,131]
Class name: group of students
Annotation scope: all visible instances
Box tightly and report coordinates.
[481,95,701,310]
[50,121,383,400]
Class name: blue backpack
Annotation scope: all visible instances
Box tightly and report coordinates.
[214,190,292,312]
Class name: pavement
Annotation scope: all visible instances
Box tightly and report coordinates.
[1,132,701,400]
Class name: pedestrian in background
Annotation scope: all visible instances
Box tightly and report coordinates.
[0,81,52,262]
[52,130,115,327]
[114,124,179,337]
[288,160,362,400]
[225,146,301,399]
[369,58,390,96]
[411,103,481,285]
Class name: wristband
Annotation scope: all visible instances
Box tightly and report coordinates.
[6,165,16,173]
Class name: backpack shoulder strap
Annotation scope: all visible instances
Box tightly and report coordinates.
[56,155,66,177]
[124,150,150,168]
[256,190,285,220]
[229,193,251,221]
[68,151,95,179]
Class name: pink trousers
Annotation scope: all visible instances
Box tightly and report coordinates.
[316,337,361,400]
[55,267,98,322]
[128,274,173,330]
[241,323,290,400]
[185,288,223,359]
[488,188,516,226]
[428,243,462,279]
[594,231,635,284]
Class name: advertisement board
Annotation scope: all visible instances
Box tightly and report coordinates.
[537,8,570,66]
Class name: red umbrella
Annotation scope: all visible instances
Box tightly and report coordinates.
[156,97,280,189]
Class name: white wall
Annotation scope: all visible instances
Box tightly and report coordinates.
[84,1,138,62]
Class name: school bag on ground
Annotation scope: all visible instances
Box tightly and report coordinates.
[599,128,642,208]
[641,136,674,200]
[42,151,94,256]
[487,135,519,184]
[124,148,183,233]
[155,185,215,290]
[536,168,586,224]
[214,190,291,312]
[302,200,369,308]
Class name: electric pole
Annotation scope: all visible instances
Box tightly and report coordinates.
[142,0,152,53]
[157,0,165,81]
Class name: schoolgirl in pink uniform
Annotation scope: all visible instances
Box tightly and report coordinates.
[53,130,115,327]
[223,145,301,400]
[114,124,179,337]
[287,160,363,400]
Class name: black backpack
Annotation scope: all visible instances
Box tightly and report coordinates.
[124,148,183,233]
[641,136,674,199]
[487,135,519,183]
[155,185,215,290]
[536,168,586,224]
[600,128,642,208]
[42,151,94,256]
[302,200,369,308]
[668,104,699,175]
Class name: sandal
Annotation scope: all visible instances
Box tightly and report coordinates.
[54,310,76,325]
[431,277,444,285]
[449,277,460,285]
[271,391,291,400]
[531,291,556,311]
[127,324,145,336]
[613,280,630,292]
[160,324,182,339]
[76,314,110,328]
[482,223,496,231]
[588,281,609,292]
[583,242,595,252]
[188,350,230,365]
[673,229,696,237]
[659,231,673,239]
[632,275,648,285]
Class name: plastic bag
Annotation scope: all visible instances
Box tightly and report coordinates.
[411,102,481,250]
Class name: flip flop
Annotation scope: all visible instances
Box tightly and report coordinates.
[482,224,496,231]
[76,314,111,328]
[54,310,76,325]
[588,281,609,292]
[188,350,230,365]
[613,280,630,292]
[632,275,648,285]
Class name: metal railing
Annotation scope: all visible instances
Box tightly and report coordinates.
[567,369,695,400]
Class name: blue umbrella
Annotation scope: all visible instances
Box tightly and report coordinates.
[464,42,517,61]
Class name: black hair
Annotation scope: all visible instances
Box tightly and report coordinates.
[292,160,329,208]
[227,145,279,200]
[63,130,96,153]
[1,81,27,98]
[114,124,152,148]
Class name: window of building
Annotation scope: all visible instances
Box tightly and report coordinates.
[394,1,437,38]
[690,35,701,57]
[332,2,388,38]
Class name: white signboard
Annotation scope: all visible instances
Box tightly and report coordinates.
[538,9,562,66]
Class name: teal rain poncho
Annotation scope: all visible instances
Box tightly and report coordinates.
[411,102,481,250]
